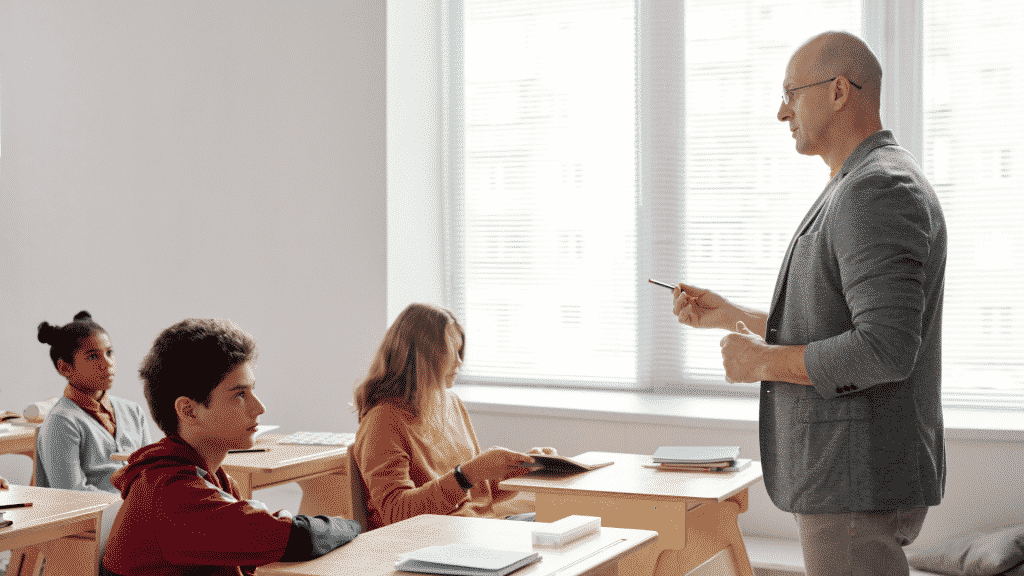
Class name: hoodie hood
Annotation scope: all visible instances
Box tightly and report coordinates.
[110,436,206,499]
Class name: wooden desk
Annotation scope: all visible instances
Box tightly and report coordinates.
[0,426,36,458]
[0,485,118,576]
[499,452,764,576]
[0,424,38,487]
[112,433,352,517]
[256,514,658,576]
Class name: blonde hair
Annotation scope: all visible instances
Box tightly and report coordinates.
[354,303,465,421]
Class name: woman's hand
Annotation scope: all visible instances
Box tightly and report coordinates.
[527,447,557,456]
[460,447,535,485]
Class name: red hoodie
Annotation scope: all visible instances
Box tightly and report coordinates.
[102,436,337,576]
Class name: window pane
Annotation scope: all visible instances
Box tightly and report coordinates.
[461,0,637,384]
[681,1,860,380]
[924,0,1024,407]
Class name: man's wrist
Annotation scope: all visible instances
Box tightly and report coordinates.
[765,344,812,386]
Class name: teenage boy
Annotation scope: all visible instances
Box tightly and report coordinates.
[101,318,360,576]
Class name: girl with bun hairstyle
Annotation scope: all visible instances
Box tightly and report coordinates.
[35,311,152,493]
[352,303,557,529]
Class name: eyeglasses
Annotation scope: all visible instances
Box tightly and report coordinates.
[782,77,862,105]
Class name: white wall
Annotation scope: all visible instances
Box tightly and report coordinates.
[386,0,445,320]
[0,0,386,481]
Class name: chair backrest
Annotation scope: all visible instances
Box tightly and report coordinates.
[348,448,370,532]
[99,497,124,565]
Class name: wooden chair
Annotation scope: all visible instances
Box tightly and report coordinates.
[347,448,369,532]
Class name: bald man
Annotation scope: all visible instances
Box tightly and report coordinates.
[671,31,946,576]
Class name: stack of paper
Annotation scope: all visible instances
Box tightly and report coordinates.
[394,544,540,576]
[646,446,750,473]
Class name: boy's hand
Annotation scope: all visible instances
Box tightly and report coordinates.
[0,477,9,489]
[527,447,557,456]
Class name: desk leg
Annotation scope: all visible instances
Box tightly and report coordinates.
[234,473,254,501]
[16,451,36,487]
[675,494,753,576]
[7,531,100,576]
[6,548,43,576]
[296,473,352,518]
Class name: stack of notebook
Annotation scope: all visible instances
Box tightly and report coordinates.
[646,446,751,473]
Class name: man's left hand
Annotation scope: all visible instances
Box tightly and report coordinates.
[720,321,770,384]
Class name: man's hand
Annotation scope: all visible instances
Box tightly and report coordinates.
[672,283,734,330]
[720,321,770,383]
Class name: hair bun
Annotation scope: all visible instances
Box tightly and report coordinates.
[73,310,92,322]
[37,322,57,344]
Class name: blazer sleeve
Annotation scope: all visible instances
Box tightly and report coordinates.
[355,406,470,527]
[804,167,934,399]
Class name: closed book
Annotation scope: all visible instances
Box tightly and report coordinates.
[652,446,740,464]
[518,454,614,475]
[644,458,753,473]
[395,544,540,576]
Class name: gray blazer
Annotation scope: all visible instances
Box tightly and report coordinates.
[760,130,946,513]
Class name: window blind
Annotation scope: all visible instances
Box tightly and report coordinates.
[923,1,1024,409]
[679,0,860,382]
[453,0,639,386]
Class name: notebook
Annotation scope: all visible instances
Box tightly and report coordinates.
[652,446,740,465]
[644,458,753,473]
[519,454,614,475]
[394,544,541,576]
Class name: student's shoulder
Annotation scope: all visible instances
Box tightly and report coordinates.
[39,398,86,428]
[356,402,417,444]
[361,401,416,426]
[108,395,148,414]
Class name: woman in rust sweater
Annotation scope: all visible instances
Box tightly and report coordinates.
[353,303,556,529]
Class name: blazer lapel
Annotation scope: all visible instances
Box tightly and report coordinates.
[765,185,834,336]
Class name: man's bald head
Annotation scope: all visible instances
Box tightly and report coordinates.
[795,31,882,102]
[779,31,885,173]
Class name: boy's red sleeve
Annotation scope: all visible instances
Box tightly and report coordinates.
[145,466,294,566]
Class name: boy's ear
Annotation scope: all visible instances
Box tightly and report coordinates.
[56,358,74,379]
[174,396,199,425]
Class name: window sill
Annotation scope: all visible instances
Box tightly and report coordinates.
[452,383,1024,443]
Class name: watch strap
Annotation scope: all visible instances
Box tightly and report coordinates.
[454,464,474,490]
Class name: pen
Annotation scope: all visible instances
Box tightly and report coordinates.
[0,502,33,510]
[648,278,676,290]
[228,448,269,454]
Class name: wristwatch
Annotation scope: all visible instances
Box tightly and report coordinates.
[454,464,474,490]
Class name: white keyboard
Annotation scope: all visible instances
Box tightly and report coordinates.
[279,431,356,446]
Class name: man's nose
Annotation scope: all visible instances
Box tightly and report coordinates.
[777,100,790,122]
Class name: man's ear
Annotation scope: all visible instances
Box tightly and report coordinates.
[832,76,852,110]
[174,396,199,427]
[56,358,74,379]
